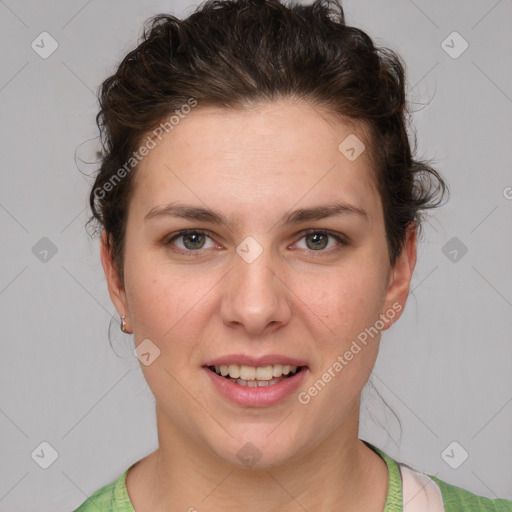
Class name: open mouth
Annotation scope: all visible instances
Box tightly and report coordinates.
[207,364,305,387]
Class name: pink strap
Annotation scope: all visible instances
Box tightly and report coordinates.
[400,464,445,511]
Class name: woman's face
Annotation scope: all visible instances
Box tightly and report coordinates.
[102,99,415,468]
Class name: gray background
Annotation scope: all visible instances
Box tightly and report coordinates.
[0,0,511,510]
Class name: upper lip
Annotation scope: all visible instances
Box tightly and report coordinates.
[203,354,308,368]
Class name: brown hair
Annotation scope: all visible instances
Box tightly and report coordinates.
[86,0,447,283]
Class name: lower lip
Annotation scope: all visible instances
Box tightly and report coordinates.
[204,367,308,407]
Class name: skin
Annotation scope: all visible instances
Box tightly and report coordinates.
[101,98,417,511]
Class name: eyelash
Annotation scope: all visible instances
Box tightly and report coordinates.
[163,229,348,256]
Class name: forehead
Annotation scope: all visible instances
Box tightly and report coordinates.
[130,100,380,226]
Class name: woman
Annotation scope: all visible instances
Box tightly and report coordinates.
[74,0,512,510]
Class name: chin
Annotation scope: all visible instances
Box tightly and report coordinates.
[208,430,306,470]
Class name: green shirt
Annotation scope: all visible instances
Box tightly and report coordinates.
[72,441,512,511]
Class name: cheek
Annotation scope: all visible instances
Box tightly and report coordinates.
[124,254,179,337]
[124,254,216,348]
[125,272,166,335]
[302,262,387,338]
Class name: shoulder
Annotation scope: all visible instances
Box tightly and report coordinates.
[399,460,512,511]
[71,467,134,512]
[427,473,512,512]
[366,441,512,512]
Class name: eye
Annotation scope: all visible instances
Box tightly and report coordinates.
[295,229,347,253]
[164,229,217,253]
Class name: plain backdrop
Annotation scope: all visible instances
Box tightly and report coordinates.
[0,0,511,510]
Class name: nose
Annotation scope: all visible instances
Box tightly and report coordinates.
[220,245,292,337]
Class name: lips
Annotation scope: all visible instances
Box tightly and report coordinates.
[204,364,308,406]
[202,354,309,406]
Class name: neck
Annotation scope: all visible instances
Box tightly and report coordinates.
[127,403,388,512]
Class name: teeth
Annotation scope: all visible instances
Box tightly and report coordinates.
[215,364,299,380]
[256,365,273,380]
[272,364,283,377]
[232,377,282,387]
[228,364,240,379]
[239,365,255,380]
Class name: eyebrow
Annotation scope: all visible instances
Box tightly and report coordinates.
[144,201,368,227]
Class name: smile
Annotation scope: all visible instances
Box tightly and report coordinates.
[204,363,308,406]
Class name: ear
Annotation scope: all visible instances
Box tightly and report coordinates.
[381,223,417,329]
[100,230,130,331]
